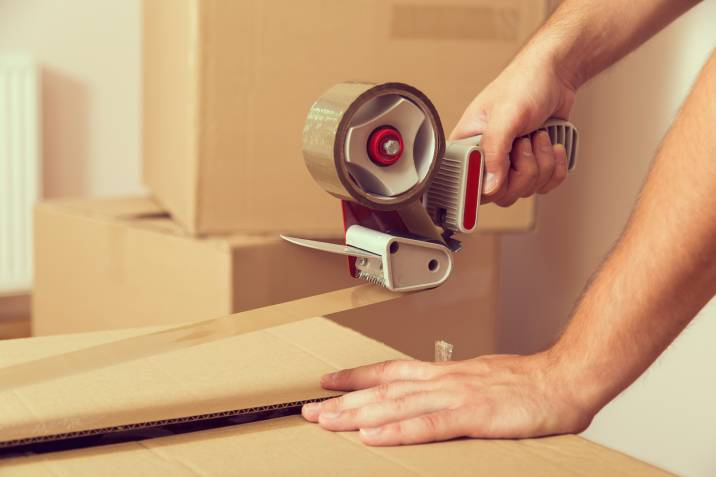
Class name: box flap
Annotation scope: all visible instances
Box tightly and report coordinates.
[0,320,668,476]
[1,285,399,441]
[0,317,404,443]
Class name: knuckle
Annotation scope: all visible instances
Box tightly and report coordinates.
[536,147,556,168]
[389,421,404,438]
[554,164,568,181]
[438,373,466,387]
[520,186,537,199]
[391,359,434,380]
[485,156,509,172]
[393,396,411,414]
[416,363,438,380]
[519,137,534,153]
[376,360,395,378]
[522,162,539,180]
[438,376,474,401]
[344,407,362,420]
[323,397,343,411]
[496,196,517,207]
[536,131,553,153]
[373,383,392,401]
[421,413,441,435]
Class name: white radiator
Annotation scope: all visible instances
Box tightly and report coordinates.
[0,55,40,293]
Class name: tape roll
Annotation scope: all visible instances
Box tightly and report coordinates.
[303,82,445,211]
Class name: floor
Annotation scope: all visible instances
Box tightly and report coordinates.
[0,291,31,339]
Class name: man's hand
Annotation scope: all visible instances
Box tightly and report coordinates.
[302,354,593,446]
[449,52,575,206]
[450,0,699,206]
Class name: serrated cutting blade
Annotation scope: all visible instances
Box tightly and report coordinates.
[280,235,378,260]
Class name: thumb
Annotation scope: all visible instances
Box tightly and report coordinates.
[479,109,524,195]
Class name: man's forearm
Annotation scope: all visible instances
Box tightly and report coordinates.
[523,0,701,88]
[551,51,716,414]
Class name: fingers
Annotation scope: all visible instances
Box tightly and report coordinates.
[479,107,527,197]
[498,138,538,206]
[532,130,557,191]
[320,360,437,391]
[359,411,465,446]
[538,144,568,194]
[317,391,457,432]
[303,379,445,422]
[494,132,568,206]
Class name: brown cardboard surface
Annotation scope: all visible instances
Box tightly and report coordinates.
[34,196,501,361]
[143,0,541,235]
[0,319,669,476]
[0,318,400,442]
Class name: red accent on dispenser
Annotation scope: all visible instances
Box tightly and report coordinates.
[463,150,481,231]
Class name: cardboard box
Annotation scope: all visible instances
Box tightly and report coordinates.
[32,197,354,335]
[143,0,542,235]
[34,197,500,360]
[0,313,666,475]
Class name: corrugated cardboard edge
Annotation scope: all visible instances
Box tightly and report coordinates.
[0,317,671,476]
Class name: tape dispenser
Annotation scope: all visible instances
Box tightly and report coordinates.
[282,82,578,292]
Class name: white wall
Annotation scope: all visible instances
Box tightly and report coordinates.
[497,2,716,476]
[0,0,143,198]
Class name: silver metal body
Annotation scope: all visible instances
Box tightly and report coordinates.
[282,225,452,292]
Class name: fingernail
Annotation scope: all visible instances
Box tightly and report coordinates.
[360,427,383,437]
[320,411,341,420]
[520,137,533,155]
[302,402,319,414]
[484,172,498,194]
[321,372,336,384]
[537,131,552,151]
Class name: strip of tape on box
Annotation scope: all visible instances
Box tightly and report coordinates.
[0,285,400,391]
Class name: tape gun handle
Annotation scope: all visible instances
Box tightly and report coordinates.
[447,119,578,171]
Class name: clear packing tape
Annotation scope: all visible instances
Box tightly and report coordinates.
[0,285,404,453]
[0,285,400,391]
[434,340,454,362]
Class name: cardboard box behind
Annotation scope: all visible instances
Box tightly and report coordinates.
[34,197,499,360]
[32,197,354,335]
[143,0,543,235]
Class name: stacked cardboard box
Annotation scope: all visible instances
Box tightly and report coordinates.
[34,0,548,357]
[143,0,543,235]
[33,197,500,360]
